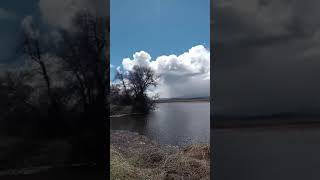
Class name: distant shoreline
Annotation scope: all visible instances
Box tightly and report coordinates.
[156,99,209,103]
[214,121,320,130]
[110,113,143,118]
[213,113,320,130]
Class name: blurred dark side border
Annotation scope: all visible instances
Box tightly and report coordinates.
[210,0,214,179]
[0,0,110,179]
[106,0,111,178]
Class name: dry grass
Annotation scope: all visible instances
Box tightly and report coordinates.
[110,131,210,180]
[110,147,140,179]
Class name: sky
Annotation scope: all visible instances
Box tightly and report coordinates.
[111,0,210,98]
[0,1,39,64]
[213,0,320,116]
[1,0,209,99]
[0,0,108,65]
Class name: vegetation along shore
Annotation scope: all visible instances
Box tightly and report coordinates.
[110,130,210,180]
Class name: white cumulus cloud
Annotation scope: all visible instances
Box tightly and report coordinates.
[120,45,210,98]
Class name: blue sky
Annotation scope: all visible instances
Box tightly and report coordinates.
[110,0,210,79]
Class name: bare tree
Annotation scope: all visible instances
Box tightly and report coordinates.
[128,66,157,96]
[20,19,62,127]
[58,11,108,116]
[56,11,108,165]
[127,65,158,112]
[114,69,131,101]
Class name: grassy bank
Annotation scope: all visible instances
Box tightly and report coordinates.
[0,136,72,170]
[110,105,132,116]
[110,130,210,180]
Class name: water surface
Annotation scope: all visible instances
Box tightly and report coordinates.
[214,128,320,180]
[111,102,210,146]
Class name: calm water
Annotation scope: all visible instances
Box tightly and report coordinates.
[110,102,210,146]
[214,128,320,180]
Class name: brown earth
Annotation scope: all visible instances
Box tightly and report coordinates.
[110,130,210,180]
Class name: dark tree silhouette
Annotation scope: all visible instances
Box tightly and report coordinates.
[112,65,158,113]
[0,71,36,136]
[115,70,129,99]
[20,20,64,136]
[127,65,158,113]
[56,11,109,166]
[58,12,108,115]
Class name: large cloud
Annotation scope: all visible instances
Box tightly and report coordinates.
[120,45,210,98]
[21,16,40,39]
[38,0,108,29]
[213,0,320,116]
[0,8,15,20]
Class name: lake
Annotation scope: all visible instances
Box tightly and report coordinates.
[110,102,210,146]
[213,127,320,180]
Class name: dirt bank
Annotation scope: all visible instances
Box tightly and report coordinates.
[110,130,210,180]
